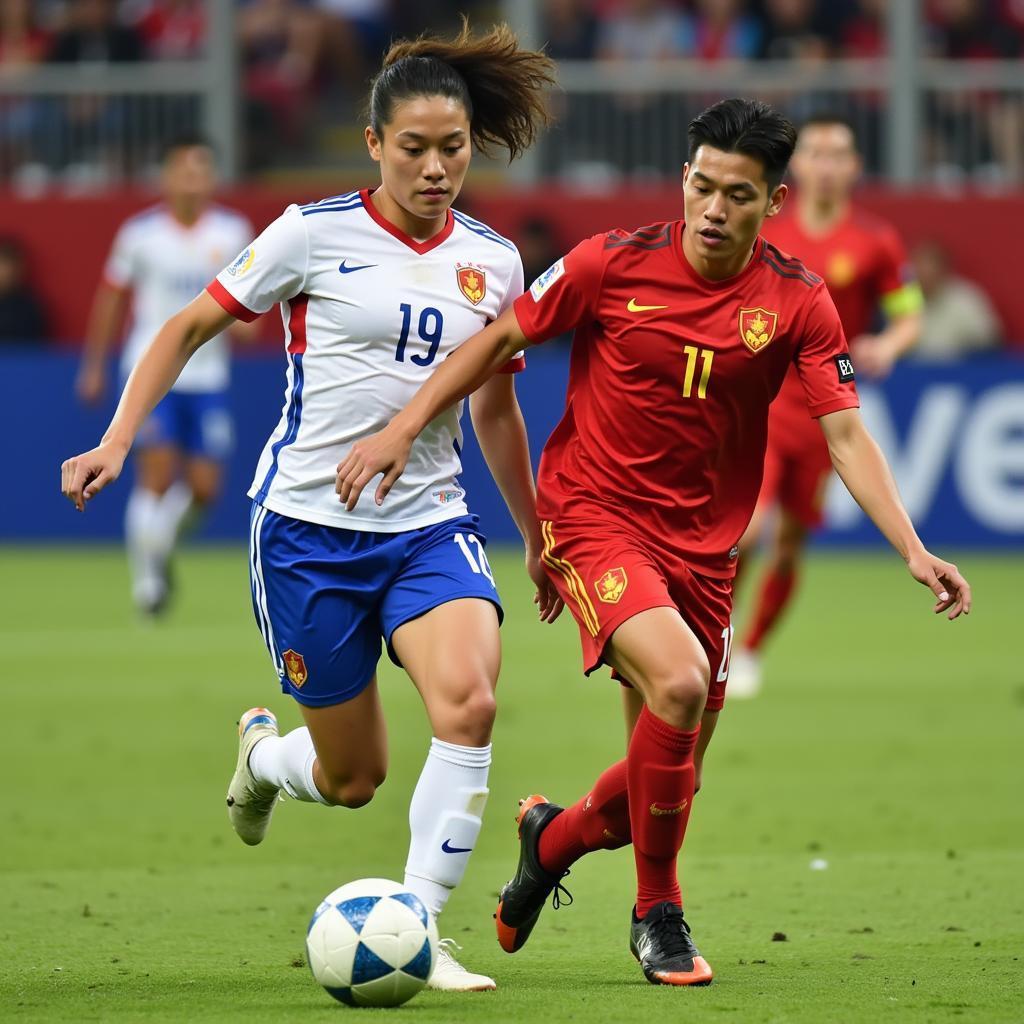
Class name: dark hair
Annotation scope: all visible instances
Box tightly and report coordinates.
[688,98,797,190]
[368,19,556,161]
[799,112,860,150]
[160,131,215,163]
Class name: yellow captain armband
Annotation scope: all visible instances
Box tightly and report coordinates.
[880,282,924,320]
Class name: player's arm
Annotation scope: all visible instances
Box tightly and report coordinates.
[62,292,238,511]
[818,407,970,619]
[851,236,924,378]
[76,279,130,405]
[470,372,563,622]
[336,306,531,509]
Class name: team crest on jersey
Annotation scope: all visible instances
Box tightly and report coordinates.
[739,307,779,353]
[282,649,308,688]
[827,251,856,288]
[226,246,255,277]
[595,567,628,604]
[456,263,487,305]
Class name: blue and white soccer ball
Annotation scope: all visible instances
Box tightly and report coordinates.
[306,878,438,1007]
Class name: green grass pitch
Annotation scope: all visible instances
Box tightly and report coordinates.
[1,544,1021,1022]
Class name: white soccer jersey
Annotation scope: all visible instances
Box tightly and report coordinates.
[104,203,253,392]
[208,189,525,532]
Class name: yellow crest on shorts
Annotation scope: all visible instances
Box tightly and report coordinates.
[595,567,628,604]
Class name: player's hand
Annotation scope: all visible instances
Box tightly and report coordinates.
[61,440,128,512]
[335,425,412,510]
[526,548,563,623]
[76,363,107,405]
[850,334,896,380]
[905,548,972,620]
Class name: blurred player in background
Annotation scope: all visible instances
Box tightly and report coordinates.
[63,22,558,992]
[76,134,254,616]
[729,114,923,697]
[334,98,970,988]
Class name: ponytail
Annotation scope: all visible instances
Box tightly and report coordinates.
[368,19,556,161]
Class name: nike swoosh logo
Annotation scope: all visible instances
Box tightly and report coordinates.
[338,260,377,274]
[649,798,689,817]
[627,298,668,312]
[441,839,473,854]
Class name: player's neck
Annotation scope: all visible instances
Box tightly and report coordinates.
[798,196,850,237]
[370,187,447,243]
[167,200,204,228]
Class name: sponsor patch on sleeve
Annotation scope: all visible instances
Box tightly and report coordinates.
[529,258,565,302]
[226,246,255,277]
[834,353,856,383]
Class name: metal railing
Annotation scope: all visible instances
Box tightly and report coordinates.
[0,0,236,189]
[538,58,1024,188]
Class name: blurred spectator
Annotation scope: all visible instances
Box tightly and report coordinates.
[596,0,686,61]
[678,0,761,61]
[0,0,52,73]
[238,0,324,169]
[129,0,206,61]
[758,0,830,61]
[543,0,600,61]
[0,236,48,343]
[48,0,144,62]
[910,239,1002,360]
[41,0,145,179]
[836,0,886,58]
[518,216,564,291]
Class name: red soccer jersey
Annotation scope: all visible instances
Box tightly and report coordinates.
[514,222,859,578]
[763,208,910,449]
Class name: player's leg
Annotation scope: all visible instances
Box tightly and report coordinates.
[733,446,828,697]
[125,417,180,615]
[382,517,503,990]
[228,505,390,843]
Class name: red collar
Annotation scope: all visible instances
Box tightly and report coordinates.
[360,188,454,254]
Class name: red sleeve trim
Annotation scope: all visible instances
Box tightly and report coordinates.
[808,396,860,419]
[206,278,259,323]
[498,354,526,374]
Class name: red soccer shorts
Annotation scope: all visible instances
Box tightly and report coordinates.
[539,516,734,712]
[757,429,834,529]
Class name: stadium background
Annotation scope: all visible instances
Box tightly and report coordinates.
[2,2,1021,1022]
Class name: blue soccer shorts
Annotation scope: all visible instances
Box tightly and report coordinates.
[248,502,503,707]
[137,391,234,461]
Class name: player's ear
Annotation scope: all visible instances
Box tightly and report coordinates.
[681,162,690,190]
[365,126,382,163]
[766,182,788,218]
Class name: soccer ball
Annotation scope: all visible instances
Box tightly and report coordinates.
[306,878,438,1007]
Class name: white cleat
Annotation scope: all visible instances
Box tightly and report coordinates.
[426,938,497,992]
[726,648,763,700]
[226,707,280,846]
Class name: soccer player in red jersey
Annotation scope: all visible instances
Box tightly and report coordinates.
[729,114,923,698]
[334,99,970,987]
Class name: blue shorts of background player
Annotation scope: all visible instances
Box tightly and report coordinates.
[248,503,503,707]
[137,391,234,461]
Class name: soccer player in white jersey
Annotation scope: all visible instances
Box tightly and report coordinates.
[76,134,254,616]
[62,24,558,992]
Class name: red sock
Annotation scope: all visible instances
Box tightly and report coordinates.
[628,705,699,918]
[538,759,631,874]
[744,565,797,652]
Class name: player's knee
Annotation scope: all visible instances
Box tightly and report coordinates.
[435,679,496,746]
[648,658,710,717]
[190,482,218,507]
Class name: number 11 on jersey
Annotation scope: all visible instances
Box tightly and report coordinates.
[682,345,714,400]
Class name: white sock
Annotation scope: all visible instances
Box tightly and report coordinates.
[152,481,194,561]
[125,487,164,604]
[249,727,329,805]
[403,738,491,920]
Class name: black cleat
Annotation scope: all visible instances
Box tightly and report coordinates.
[629,902,714,986]
[495,794,572,953]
